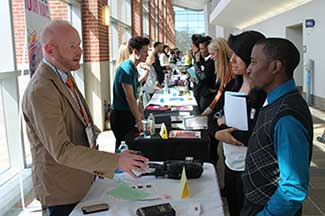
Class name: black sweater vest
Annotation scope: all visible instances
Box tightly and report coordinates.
[242,89,313,206]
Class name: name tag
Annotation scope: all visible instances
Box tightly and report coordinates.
[85,124,96,148]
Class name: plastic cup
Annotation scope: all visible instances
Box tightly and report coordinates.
[142,120,151,138]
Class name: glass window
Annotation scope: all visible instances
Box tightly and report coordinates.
[109,0,132,99]
[125,0,131,26]
[0,84,9,174]
[143,14,149,37]
[122,29,132,44]
[110,0,118,19]
[120,0,126,23]
[155,0,158,41]
[18,75,32,165]
[0,1,15,73]
[110,22,119,61]
[143,0,149,37]
[0,0,18,178]
[109,0,132,62]
[174,6,205,51]
[15,1,83,167]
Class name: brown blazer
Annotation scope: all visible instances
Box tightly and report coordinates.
[22,62,118,206]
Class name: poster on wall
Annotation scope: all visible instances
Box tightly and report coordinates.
[24,0,51,77]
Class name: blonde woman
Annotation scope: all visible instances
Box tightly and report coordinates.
[184,49,192,67]
[201,38,234,115]
[115,42,129,69]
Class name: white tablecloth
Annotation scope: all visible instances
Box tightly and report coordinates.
[147,88,198,107]
[69,163,223,216]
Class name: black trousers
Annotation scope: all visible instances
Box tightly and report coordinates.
[193,85,200,111]
[240,197,303,216]
[110,109,135,149]
[225,165,244,216]
[209,135,219,165]
[199,94,215,113]
[48,203,77,216]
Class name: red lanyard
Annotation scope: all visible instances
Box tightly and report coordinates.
[66,78,89,125]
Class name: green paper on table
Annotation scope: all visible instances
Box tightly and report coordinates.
[108,183,150,200]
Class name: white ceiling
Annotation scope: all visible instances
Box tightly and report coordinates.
[173,0,208,10]
[209,0,313,29]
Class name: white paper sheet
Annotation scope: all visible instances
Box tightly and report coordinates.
[183,116,208,130]
[224,91,248,131]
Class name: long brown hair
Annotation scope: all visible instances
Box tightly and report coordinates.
[208,38,233,91]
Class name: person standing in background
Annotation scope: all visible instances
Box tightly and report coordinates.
[193,36,218,112]
[189,34,202,95]
[201,38,234,187]
[110,36,150,149]
[184,49,192,68]
[201,37,234,116]
[151,41,164,84]
[115,42,129,69]
[210,31,266,216]
[159,45,170,68]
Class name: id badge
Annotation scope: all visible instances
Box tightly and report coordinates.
[85,124,96,148]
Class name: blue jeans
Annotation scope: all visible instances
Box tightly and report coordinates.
[48,203,77,216]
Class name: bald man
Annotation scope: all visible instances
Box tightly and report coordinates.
[22,20,148,216]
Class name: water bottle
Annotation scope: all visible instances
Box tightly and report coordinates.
[115,141,128,174]
[164,73,169,94]
[147,113,155,135]
[118,141,128,152]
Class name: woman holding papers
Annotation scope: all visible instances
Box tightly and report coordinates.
[208,31,266,216]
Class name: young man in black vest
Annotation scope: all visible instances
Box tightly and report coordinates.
[241,38,313,216]
[193,36,218,112]
[152,42,164,84]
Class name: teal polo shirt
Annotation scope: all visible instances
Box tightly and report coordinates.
[112,59,138,111]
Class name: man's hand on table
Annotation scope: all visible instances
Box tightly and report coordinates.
[118,150,149,178]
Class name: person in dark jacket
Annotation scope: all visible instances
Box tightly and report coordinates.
[152,42,164,84]
[208,31,266,216]
[193,36,218,112]
[189,34,202,92]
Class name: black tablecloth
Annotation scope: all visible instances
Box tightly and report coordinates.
[126,89,211,162]
[125,129,210,162]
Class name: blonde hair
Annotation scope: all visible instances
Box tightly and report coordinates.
[116,42,129,68]
[208,38,233,91]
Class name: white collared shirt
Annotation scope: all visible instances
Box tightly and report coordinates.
[203,55,211,62]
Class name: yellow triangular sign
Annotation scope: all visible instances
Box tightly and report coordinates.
[159,122,168,139]
[180,166,190,199]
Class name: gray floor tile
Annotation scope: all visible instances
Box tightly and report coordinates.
[308,189,325,214]
[303,196,323,215]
